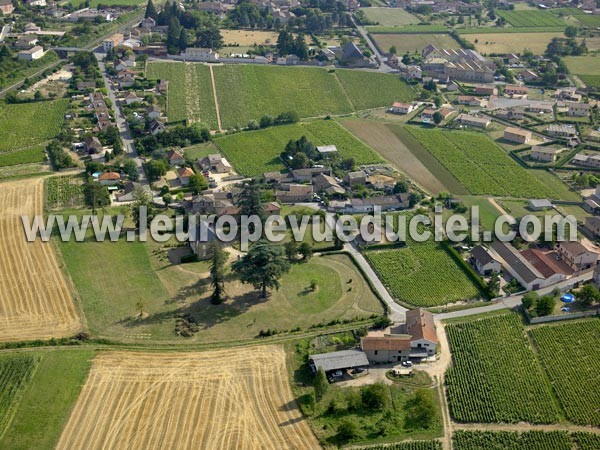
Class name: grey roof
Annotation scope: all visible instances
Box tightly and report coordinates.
[471,245,495,266]
[490,241,543,284]
[309,350,369,372]
[529,199,553,209]
[342,41,364,60]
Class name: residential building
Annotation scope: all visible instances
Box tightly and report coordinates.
[456,95,483,106]
[495,107,524,120]
[520,69,539,82]
[291,167,331,182]
[504,84,528,97]
[573,153,600,168]
[390,102,416,114]
[556,87,582,102]
[178,167,195,186]
[199,154,231,174]
[313,174,345,196]
[115,54,136,71]
[84,136,103,154]
[149,119,166,135]
[403,309,439,358]
[166,149,184,166]
[555,242,598,271]
[503,127,531,144]
[344,170,367,186]
[360,336,411,363]
[546,123,577,138]
[345,194,410,213]
[457,113,490,128]
[584,217,600,238]
[530,146,564,163]
[146,105,161,120]
[123,91,142,105]
[17,46,44,61]
[15,35,38,49]
[275,184,313,203]
[102,33,123,52]
[470,245,501,275]
[0,0,14,15]
[526,102,553,114]
[473,85,497,96]
[566,102,590,117]
[180,47,219,62]
[98,171,121,186]
[190,221,219,259]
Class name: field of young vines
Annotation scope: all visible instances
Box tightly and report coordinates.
[356,441,442,450]
[529,320,600,427]
[453,430,572,450]
[406,127,557,198]
[365,241,482,307]
[0,100,68,153]
[0,354,38,435]
[445,313,561,424]
[496,10,566,28]
[46,175,85,210]
[572,432,600,450]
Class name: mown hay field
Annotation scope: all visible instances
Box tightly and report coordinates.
[56,347,320,450]
[464,32,564,55]
[371,33,460,55]
[0,178,81,342]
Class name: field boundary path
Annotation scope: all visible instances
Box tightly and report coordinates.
[209,64,223,133]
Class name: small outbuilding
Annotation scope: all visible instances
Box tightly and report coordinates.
[308,350,369,376]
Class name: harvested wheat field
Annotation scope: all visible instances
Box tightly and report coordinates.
[0,178,80,341]
[56,347,321,450]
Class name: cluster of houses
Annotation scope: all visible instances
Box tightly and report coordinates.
[470,240,598,292]
[417,46,496,84]
[88,92,113,132]
[308,309,439,380]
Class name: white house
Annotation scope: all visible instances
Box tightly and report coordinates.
[17,46,44,61]
[470,245,501,275]
[390,102,416,114]
[180,48,219,62]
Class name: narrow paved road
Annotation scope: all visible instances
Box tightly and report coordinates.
[94,52,148,185]
[350,16,395,73]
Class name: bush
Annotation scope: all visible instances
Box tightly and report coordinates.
[361,383,389,410]
[336,419,359,442]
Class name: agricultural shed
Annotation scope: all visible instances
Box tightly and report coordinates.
[309,350,369,374]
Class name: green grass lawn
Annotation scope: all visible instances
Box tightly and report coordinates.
[213,65,353,129]
[182,141,220,161]
[215,119,383,177]
[360,7,420,27]
[146,62,218,128]
[0,145,46,167]
[449,196,501,231]
[335,69,415,110]
[564,56,600,88]
[0,349,95,450]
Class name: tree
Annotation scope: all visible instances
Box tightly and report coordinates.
[238,180,265,221]
[189,172,208,194]
[196,27,223,50]
[565,25,578,38]
[575,284,600,307]
[232,241,290,298]
[145,0,157,19]
[536,295,556,316]
[167,17,182,54]
[336,420,359,442]
[143,159,167,181]
[360,383,389,410]
[178,28,188,52]
[210,242,227,304]
[130,186,154,229]
[486,273,500,298]
[404,389,436,429]
[135,300,145,317]
[284,240,298,261]
[310,279,318,291]
[389,45,397,55]
[84,181,110,212]
[522,291,539,309]
[433,111,443,125]
[298,242,313,261]
[290,152,309,170]
[313,367,328,401]
[123,159,139,181]
[393,180,409,194]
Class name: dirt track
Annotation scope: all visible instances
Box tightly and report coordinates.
[56,347,321,450]
[0,178,80,341]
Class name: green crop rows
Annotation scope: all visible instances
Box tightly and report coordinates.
[530,320,600,426]
[445,313,561,424]
[496,10,566,28]
[146,62,218,128]
[453,430,572,450]
[355,441,442,450]
[364,241,481,307]
[0,145,45,167]
[0,100,68,153]
[335,69,414,110]
[572,432,600,450]
[46,175,85,210]
[0,354,38,436]
[215,119,382,177]
[406,127,556,198]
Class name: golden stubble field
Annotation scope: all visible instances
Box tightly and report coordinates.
[0,178,80,341]
[56,346,321,450]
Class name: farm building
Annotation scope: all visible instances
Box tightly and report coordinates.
[344,170,367,186]
[403,309,439,358]
[309,350,369,375]
[555,242,598,272]
[530,146,565,163]
[528,199,553,211]
[17,46,44,61]
[457,113,490,128]
[470,245,501,276]
[503,127,531,144]
[316,145,338,157]
[389,102,416,114]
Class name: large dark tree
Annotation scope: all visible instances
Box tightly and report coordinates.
[145,0,158,20]
[232,241,290,298]
[210,242,227,304]
[237,180,265,221]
